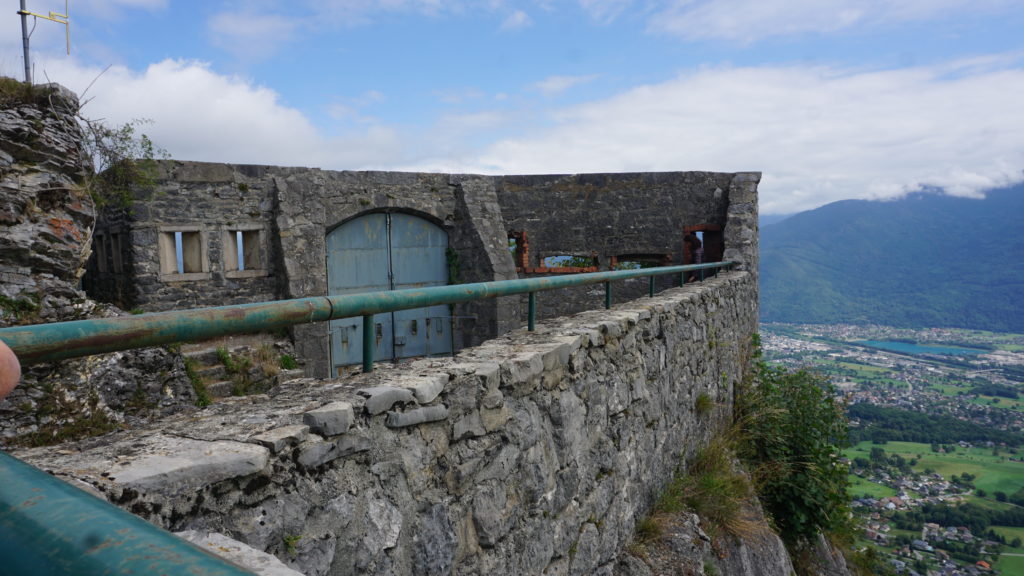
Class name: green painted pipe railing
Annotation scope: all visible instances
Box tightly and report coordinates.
[1,262,732,368]
[0,451,254,575]
[0,262,731,368]
[0,261,730,575]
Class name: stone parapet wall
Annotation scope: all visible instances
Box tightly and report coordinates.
[495,172,759,272]
[16,271,758,576]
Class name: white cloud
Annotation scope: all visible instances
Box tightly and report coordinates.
[467,59,1024,214]
[13,32,1024,218]
[311,0,461,26]
[327,90,386,123]
[36,58,407,169]
[207,10,301,61]
[649,0,1017,43]
[500,9,533,30]
[532,74,600,96]
[434,88,486,104]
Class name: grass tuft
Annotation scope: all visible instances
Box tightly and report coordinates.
[695,392,714,416]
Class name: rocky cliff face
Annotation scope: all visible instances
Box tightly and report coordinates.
[0,83,94,323]
[0,81,195,446]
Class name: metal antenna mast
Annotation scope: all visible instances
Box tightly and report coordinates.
[16,0,70,84]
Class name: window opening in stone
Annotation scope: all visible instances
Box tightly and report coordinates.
[683,225,724,282]
[611,254,669,270]
[159,230,203,275]
[542,254,597,269]
[508,230,528,270]
[683,226,723,265]
[225,229,261,272]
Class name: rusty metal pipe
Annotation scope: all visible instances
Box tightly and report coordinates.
[0,262,732,365]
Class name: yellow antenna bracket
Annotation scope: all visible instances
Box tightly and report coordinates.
[17,1,70,54]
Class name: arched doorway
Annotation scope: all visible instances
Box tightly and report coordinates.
[326,212,452,375]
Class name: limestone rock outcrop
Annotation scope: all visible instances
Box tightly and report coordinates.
[0,81,195,445]
[0,83,93,323]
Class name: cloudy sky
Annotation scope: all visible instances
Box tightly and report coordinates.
[4,0,1023,214]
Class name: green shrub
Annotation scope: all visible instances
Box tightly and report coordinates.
[0,293,40,324]
[695,392,714,416]
[0,77,36,107]
[633,516,661,544]
[81,118,168,209]
[217,346,238,374]
[184,357,211,407]
[737,340,851,545]
[663,433,756,542]
[283,534,301,557]
[279,354,298,370]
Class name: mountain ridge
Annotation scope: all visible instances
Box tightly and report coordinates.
[759,184,1024,332]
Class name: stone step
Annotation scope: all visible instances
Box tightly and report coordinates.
[206,380,236,398]
[182,347,221,365]
[197,365,228,380]
[277,368,306,382]
[182,344,258,366]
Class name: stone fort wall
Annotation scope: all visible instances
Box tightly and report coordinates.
[17,271,759,576]
[87,162,759,378]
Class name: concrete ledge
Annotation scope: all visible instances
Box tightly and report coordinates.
[103,436,269,495]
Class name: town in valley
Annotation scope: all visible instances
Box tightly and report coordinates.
[761,324,1024,576]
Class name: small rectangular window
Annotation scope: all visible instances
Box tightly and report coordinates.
[225,230,261,272]
[224,225,266,278]
[508,230,529,269]
[158,227,209,280]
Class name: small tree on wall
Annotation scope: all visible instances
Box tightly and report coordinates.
[79,117,168,209]
[736,336,852,546]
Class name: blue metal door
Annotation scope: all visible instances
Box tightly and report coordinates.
[327,214,393,370]
[326,213,451,374]
[390,213,452,359]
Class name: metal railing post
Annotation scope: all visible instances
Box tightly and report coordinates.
[605,281,612,309]
[362,314,374,373]
[648,276,655,297]
[527,292,536,331]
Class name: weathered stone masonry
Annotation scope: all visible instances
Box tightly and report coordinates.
[87,163,760,378]
[17,271,758,576]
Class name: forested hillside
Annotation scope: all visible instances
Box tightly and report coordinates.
[760,184,1024,331]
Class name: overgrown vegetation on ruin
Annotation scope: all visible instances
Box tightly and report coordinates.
[2,76,167,210]
[638,431,761,548]
[630,335,855,573]
[81,117,167,209]
[15,384,120,448]
[0,77,37,107]
[735,338,851,545]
